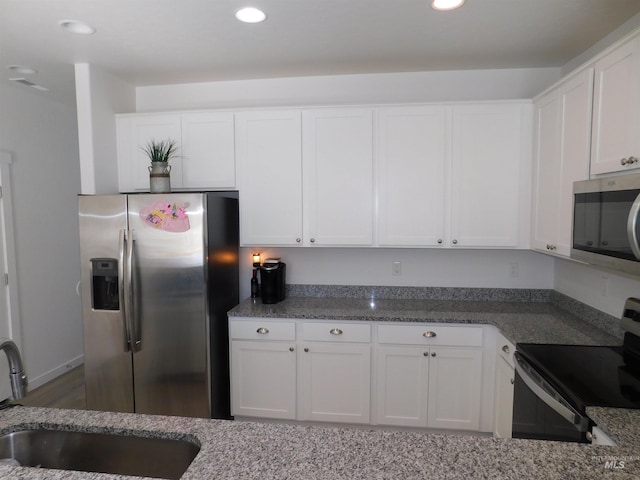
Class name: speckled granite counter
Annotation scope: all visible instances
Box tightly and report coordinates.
[228,295,622,346]
[1,288,632,479]
[0,406,638,479]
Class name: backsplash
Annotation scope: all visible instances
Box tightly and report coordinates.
[285,284,622,339]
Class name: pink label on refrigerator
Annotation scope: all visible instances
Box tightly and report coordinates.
[140,200,190,232]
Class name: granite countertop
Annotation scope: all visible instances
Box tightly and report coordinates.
[0,292,630,479]
[229,296,622,346]
[0,406,639,479]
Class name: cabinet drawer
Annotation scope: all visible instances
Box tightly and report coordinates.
[230,320,296,341]
[377,324,483,347]
[303,322,371,343]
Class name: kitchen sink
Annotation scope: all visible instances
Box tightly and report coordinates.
[0,428,200,479]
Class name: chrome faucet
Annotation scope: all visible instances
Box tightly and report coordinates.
[0,339,27,400]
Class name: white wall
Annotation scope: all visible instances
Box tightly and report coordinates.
[135,67,561,112]
[75,64,136,194]
[554,258,640,318]
[0,83,83,389]
[238,247,554,300]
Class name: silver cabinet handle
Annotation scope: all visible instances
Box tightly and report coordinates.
[437,239,443,244]
[296,237,301,243]
[310,238,316,243]
[502,345,510,354]
[510,378,514,385]
[256,327,269,334]
[423,351,429,356]
[289,347,294,352]
[423,331,436,338]
[452,239,458,245]
[329,328,343,335]
[431,352,436,357]
[304,347,309,353]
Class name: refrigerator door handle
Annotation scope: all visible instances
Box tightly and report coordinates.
[119,229,131,352]
[125,229,142,352]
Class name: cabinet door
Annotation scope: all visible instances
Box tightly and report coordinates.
[555,69,593,254]
[299,342,371,424]
[531,70,592,256]
[377,106,447,246]
[303,109,374,246]
[181,112,235,189]
[427,347,482,430]
[117,114,182,192]
[236,111,303,246]
[493,355,514,438]
[230,341,296,419]
[376,346,429,427]
[531,92,562,253]
[450,104,526,247]
[591,37,640,175]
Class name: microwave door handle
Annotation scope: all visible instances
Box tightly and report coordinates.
[627,193,640,260]
[514,353,589,432]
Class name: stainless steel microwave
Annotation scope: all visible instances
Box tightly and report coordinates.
[572,174,640,275]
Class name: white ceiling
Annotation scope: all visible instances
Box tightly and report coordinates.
[2,0,640,106]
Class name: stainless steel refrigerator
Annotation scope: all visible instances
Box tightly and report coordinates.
[78,193,238,419]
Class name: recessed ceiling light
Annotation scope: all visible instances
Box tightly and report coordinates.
[6,65,37,75]
[59,20,96,35]
[432,0,465,11]
[235,7,267,23]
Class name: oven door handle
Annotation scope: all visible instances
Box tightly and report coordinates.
[514,352,590,432]
[627,192,640,260]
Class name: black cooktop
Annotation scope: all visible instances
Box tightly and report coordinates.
[516,342,640,411]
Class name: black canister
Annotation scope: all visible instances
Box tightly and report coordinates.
[259,262,286,304]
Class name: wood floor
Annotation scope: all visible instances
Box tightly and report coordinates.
[19,365,86,410]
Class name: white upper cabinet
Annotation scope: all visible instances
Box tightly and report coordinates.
[117,114,182,192]
[450,103,532,248]
[303,108,374,246]
[181,112,235,189]
[376,106,448,246]
[235,110,303,246]
[531,69,593,256]
[116,112,235,192]
[591,36,640,175]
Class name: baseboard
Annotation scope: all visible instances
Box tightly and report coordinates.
[27,354,84,390]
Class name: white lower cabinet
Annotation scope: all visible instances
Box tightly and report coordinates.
[493,335,516,438]
[299,342,371,424]
[427,347,483,430]
[375,325,483,431]
[375,346,429,427]
[229,318,490,432]
[299,321,371,424]
[229,320,296,420]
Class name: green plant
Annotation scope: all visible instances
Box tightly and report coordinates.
[141,139,178,163]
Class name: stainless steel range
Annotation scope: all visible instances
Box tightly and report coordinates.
[512,297,640,443]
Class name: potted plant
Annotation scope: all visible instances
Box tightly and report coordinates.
[142,139,177,193]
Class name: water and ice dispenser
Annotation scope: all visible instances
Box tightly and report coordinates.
[91,258,119,310]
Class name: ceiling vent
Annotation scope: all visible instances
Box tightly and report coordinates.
[9,77,48,91]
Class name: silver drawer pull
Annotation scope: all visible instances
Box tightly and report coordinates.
[423,331,437,338]
[256,327,269,334]
[502,345,510,354]
[329,328,343,335]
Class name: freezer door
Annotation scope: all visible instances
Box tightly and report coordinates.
[127,194,209,417]
[79,195,134,413]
